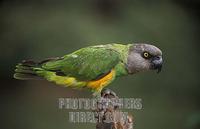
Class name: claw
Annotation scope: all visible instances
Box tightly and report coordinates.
[101,88,117,98]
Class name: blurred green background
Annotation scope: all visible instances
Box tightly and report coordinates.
[1,0,200,129]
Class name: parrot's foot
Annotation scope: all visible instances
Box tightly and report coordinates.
[101,88,117,98]
[92,89,117,100]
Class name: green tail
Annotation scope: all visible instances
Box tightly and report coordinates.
[14,59,87,89]
[14,60,43,80]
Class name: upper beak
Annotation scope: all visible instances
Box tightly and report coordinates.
[151,56,163,73]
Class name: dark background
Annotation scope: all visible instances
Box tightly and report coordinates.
[1,0,200,129]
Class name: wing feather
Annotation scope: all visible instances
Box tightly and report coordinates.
[41,46,120,81]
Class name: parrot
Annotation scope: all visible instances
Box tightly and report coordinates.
[14,43,163,95]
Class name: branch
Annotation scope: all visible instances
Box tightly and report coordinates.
[95,89,134,129]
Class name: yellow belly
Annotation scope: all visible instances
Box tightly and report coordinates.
[86,69,115,92]
[47,69,115,92]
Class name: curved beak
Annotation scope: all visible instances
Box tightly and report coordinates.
[151,56,163,73]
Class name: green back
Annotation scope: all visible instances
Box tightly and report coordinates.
[41,45,122,81]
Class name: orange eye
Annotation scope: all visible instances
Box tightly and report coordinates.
[143,52,149,58]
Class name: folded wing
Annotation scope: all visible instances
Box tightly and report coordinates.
[41,46,120,81]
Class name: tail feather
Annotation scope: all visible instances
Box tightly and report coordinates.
[14,58,88,89]
[14,60,42,80]
[15,67,36,74]
[14,73,43,80]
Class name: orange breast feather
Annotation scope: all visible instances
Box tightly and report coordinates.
[87,69,115,92]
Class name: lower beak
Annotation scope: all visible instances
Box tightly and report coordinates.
[151,56,163,73]
[156,64,162,73]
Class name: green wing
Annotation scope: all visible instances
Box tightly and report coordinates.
[41,46,120,81]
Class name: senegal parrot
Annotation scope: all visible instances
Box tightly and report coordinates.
[14,43,163,94]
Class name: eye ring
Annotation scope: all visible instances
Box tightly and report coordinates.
[143,52,150,58]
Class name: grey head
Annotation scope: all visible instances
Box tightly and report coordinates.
[126,43,163,74]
